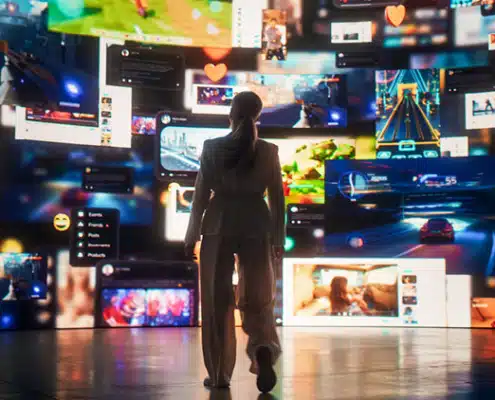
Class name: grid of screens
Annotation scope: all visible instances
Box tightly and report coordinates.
[1,0,495,333]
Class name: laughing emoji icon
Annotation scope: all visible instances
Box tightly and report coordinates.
[53,213,71,232]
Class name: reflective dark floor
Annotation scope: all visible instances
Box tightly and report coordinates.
[0,327,494,399]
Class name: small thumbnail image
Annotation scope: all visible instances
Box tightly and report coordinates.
[403,306,418,324]
[402,275,417,284]
[331,21,373,44]
[197,85,234,107]
[101,111,112,118]
[101,118,111,126]
[402,296,418,305]
[146,289,193,327]
[176,188,194,214]
[101,134,112,146]
[101,100,112,113]
[489,33,495,50]
[471,297,495,328]
[261,9,288,61]
[102,97,112,105]
[440,136,469,158]
[402,284,417,297]
[101,289,147,327]
[132,115,156,135]
[465,91,495,130]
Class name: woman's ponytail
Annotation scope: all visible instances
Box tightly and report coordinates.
[224,91,263,172]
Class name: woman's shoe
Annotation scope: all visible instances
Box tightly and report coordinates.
[203,377,230,389]
[255,346,277,393]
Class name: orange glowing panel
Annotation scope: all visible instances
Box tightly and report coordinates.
[202,47,232,62]
[385,5,406,28]
[203,63,228,82]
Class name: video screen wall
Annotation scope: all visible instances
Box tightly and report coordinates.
[0,0,495,331]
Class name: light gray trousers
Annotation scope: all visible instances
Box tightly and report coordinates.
[199,235,281,386]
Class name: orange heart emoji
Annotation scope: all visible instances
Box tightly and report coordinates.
[204,63,228,82]
[385,5,406,28]
[202,47,232,62]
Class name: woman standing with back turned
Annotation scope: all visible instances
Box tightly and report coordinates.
[184,91,285,393]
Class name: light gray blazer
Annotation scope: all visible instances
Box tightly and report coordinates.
[184,136,285,247]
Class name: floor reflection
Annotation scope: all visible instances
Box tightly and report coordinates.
[0,327,492,399]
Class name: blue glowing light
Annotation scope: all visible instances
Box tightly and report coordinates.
[33,286,40,294]
[1,315,12,327]
[65,81,81,97]
[330,112,341,121]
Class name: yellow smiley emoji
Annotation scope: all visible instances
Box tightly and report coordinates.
[53,213,71,232]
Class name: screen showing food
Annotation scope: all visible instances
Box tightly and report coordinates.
[283,257,447,327]
[0,1,99,113]
[0,137,153,225]
[47,0,264,49]
[375,69,441,159]
[269,136,356,205]
[185,70,348,128]
[0,252,47,301]
[324,157,495,279]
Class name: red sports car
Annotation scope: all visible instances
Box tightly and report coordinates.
[420,218,454,243]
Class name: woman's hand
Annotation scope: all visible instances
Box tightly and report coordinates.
[272,245,284,261]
